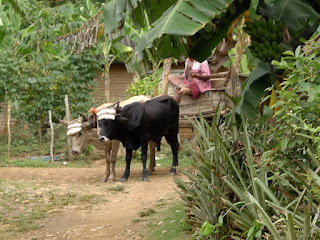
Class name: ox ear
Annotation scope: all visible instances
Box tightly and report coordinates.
[79,112,88,121]
[58,119,69,125]
[118,116,128,122]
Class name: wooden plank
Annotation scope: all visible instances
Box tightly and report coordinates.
[209,71,229,77]
[210,78,227,81]
[179,90,226,116]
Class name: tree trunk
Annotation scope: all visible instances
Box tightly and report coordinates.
[49,110,54,163]
[7,101,11,160]
[104,61,110,103]
[38,122,42,145]
[161,58,172,95]
[65,95,71,160]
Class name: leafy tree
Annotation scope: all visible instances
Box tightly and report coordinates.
[0,1,104,135]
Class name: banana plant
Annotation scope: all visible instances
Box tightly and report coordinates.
[236,0,320,117]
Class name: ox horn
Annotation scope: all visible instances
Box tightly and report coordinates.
[58,119,69,125]
[115,102,122,113]
[78,112,88,121]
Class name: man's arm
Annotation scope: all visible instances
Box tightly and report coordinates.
[189,60,210,81]
[179,73,185,80]
[189,72,210,81]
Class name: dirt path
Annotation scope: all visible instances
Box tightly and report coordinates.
[0,164,184,240]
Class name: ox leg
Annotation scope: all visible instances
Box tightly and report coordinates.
[120,149,132,182]
[140,144,149,182]
[102,148,111,182]
[148,141,156,175]
[108,140,120,182]
[165,134,179,176]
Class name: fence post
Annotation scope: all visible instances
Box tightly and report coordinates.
[48,110,54,163]
[65,95,71,160]
[7,101,11,160]
[161,57,172,95]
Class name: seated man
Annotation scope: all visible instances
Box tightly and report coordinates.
[168,57,211,103]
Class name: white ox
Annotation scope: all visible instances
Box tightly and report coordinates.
[60,95,157,182]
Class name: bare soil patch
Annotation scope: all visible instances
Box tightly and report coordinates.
[0,161,184,240]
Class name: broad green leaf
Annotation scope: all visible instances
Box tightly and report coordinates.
[103,0,175,36]
[236,61,273,117]
[188,0,251,61]
[132,0,239,62]
[102,0,128,35]
[258,0,320,38]
[112,42,133,53]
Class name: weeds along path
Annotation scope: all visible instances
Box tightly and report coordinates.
[0,164,183,240]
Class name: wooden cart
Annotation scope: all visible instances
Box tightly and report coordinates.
[178,66,242,138]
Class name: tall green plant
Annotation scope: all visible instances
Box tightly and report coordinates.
[268,41,320,164]
[126,68,162,97]
[175,106,320,239]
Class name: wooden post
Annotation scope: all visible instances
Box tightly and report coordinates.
[104,63,110,103]
[48,110,54,163]
[161,57,172,95]
[38,122,43,145]
[7,101,11,160]
[65,94,71,160]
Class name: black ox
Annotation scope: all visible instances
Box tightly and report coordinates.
[98,95,179,182]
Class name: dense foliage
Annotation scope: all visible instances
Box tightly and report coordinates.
[176,37,320,239]
[126,68,162,97]
[269,42,320,164]
[0,0,104,130]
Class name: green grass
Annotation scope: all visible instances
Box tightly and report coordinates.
[139,202,191,240]
[107,185,126,193]
[0,126,101,166]
[1,131,195,169]
[116,140,195,168]
[139,208,156,217]
[0,158,92,168]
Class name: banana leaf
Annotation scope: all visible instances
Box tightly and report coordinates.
[258,0,320,38]
[236,61,273,118]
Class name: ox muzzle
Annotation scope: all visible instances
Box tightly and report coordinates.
[99,135,109,142]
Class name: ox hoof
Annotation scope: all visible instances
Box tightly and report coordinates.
[108,178,116,182]
[101,177,107,183]
[120,178,128,182]
[148,169,155,175]
[139,177,149,182]
[169,172,177,177]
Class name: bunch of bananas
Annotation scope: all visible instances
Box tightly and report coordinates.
[244,17,284,62]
